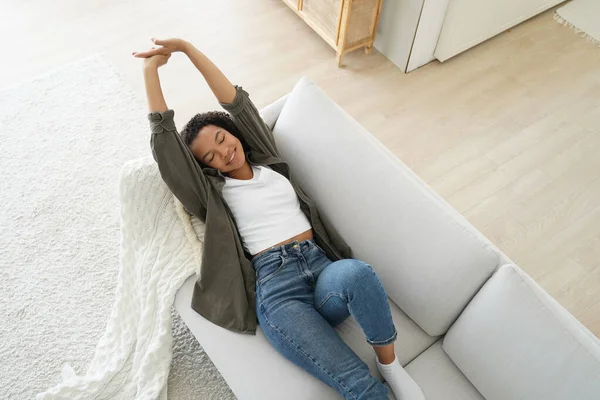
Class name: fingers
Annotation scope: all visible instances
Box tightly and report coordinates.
[132,50,153,58]
[131,51,172,61]
[132,48,161,58]
[131,38,170,58]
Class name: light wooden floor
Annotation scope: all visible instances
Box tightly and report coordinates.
[3,0,599,336]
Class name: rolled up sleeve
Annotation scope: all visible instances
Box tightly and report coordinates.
[148,109,177,133]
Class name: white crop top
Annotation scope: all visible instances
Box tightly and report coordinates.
[222,165,312,255]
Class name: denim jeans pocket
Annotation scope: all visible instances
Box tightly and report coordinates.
[256,254,287,286]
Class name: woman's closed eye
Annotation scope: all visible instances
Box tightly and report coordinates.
[209,135,226,162]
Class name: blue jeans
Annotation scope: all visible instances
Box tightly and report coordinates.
[252,238,397,399]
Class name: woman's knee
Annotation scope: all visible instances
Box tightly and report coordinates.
[334,259,376,284]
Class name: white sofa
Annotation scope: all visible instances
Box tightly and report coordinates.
[174,78,600,400]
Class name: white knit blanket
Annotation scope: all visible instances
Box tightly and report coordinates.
[36,157,206,400]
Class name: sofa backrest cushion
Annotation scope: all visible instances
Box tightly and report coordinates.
[443,264,600,400]
[272,77,500,336]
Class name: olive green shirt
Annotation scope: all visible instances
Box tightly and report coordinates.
[148,85,352,334]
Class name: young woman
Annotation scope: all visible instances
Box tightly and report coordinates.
[133,38,425,400]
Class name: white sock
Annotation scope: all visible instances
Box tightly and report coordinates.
[376,354,425,400]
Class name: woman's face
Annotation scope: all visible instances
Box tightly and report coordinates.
[189,124,247,173]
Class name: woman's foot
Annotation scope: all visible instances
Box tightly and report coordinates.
[376,354,425,400]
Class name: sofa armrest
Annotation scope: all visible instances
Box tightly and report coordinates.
[443,264,600,400]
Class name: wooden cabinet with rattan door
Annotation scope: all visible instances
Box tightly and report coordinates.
[282,0,384,67]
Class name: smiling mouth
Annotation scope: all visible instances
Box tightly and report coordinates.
[226,148,236,166]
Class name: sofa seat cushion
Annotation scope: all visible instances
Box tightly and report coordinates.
[405,340,484,400]
[174,274,437,399]
[271,77,500,336]
[443,264,600,400]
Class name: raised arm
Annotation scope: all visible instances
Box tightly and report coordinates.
[182,42,280,157]
[134,38,279,158]
[135,37,236,105]
[141,54,210,221]
[143,63,169,112]
[181,42,237,105]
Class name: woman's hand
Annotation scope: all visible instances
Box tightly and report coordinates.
[132,37,189,59]
[142,53,172,70]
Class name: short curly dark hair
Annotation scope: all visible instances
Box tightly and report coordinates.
[180,111,251,164]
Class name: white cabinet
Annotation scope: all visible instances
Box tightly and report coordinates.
[374,0,451,72]
[435,0,565,61]
[374,0,566,73]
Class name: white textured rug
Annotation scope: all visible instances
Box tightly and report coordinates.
[555,0,600,45]
[0,54,234,399]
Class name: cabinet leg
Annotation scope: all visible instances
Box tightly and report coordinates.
[365,44,373,55]
[336,51,344,67]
